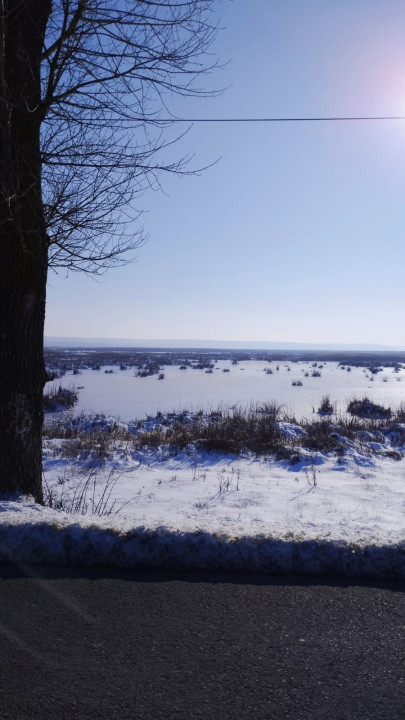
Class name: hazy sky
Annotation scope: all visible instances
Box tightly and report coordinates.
[45,0,405,346]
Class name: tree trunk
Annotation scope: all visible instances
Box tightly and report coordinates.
[0,1,52,503]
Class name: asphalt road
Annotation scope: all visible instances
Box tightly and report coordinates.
[0,565,405,719]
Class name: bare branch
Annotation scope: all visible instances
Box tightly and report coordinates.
[39,0,221,274]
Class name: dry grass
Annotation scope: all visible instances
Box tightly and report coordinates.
[43,397,405,462]
[43,467,134,516]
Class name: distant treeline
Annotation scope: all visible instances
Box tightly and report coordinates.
[44,347,405,378]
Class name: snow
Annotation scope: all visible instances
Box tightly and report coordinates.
[2,407,405,579]
[39,436,405,548]
[2,360,405,578]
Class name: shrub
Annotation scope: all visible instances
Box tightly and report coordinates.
[303,420,339,452]
[44,385,78,412]
[257,402,283,421]
[347,397,391,420]
[318,395,334,415]
[394,403,405,423]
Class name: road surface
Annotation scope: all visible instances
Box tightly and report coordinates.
[0,565,404,719]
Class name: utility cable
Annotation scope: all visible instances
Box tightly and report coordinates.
[153,115,405,123]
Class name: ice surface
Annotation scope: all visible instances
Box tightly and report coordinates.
[46,360,405,422]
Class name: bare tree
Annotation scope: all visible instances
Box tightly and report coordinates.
[0,0,220,502]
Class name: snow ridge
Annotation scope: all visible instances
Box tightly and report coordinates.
[0,498,405,580]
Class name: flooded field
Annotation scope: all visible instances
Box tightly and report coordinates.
[45,350,405,421]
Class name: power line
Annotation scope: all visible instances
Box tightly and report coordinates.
[153,115,405,123]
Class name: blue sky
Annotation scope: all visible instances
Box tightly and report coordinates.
[45,0,405,347]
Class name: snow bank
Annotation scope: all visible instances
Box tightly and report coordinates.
[5,404,405,579]
[1,497,405,580]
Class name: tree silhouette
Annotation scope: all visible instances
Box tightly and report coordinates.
[0,0,219,501]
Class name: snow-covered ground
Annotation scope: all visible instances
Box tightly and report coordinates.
[2,407,405,580]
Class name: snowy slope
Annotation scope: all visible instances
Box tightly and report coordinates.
[1,415,405,579]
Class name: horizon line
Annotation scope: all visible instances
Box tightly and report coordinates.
[44,336,405,351]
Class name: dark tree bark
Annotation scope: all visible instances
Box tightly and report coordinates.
[0,0,52,502]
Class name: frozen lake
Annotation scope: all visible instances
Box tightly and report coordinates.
[47,359,405,421]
